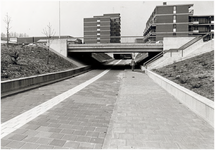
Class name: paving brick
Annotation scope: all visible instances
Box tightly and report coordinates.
[99,132,106,138]
[61,129,75,134]
[9,134,27,141]
[1,139,12,147]
[119,133,134,139]
[35,131,52,138]
[86,131,100,137]
[25,124,40,130]
[22,129,39,137]
[50,133,65,139]
[63,141,80,148]
[49,139,66,147]
[90,137,104,144]
[73,130,86,136]
[12,128,28,134]
[94,144,103,149]
[59,124,73,129]
[160,142,179,149]
[6,140,25,149]
[146,135,167,142]
[126,139,145,147]
[78,143,95,149]
[20,143,40,149]
[37,126,51,132]
[22,136,39,143]
[49,128,62,133]
[53,146,68,149]
[60,120,71,124]
[48,123,61,128]
[95,127,107,133]
[36,137,53,145]
[108,139,126,147]
[82,126,96,132]
[62,134,77,141]
[37,145,54,149]
[75,136,91,142]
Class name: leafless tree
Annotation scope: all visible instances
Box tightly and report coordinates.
[4,13,12,47]
[42,22,56,64]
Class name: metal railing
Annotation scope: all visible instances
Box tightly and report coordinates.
[71,36,147,44]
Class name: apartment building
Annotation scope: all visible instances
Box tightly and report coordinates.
[84,13,121,44]
[143,3,214,42]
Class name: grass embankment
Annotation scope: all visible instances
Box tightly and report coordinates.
[153,51,214,100]
[1,45,76,81]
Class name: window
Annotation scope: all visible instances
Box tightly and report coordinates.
[97,33,100,35]
[97,28,100,31]
[97,20,100,22]
[97,24,100,26]
[173,6,176,14]
[173,24,176,32]
[173,15,176,23]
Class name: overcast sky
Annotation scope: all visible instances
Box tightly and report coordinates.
[1,0,214,37]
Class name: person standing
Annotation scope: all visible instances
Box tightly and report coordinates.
[130,59,136,71]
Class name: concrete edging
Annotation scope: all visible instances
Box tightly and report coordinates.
[146,69,214,127]
[1,66,91,98]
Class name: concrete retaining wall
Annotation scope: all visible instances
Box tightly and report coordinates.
[146,69,214,127]
[50,39,67,57]
[1,66,91,98]
[163,37,195,51]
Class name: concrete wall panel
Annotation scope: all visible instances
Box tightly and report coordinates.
[176,5,190,13]
[156,15,173,23]
[157,6,173,14]
[156,24,173,32]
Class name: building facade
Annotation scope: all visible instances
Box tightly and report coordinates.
[84,13,121,44]
[143,3,214,42]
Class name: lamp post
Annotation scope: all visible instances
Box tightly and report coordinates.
[59,1,61,39]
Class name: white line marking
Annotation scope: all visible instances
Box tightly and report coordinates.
[1,60,121,138]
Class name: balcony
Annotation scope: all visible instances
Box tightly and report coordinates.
[189,9,194,15]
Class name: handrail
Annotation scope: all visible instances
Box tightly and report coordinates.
[143,51,164,68]
[144,48,177,67]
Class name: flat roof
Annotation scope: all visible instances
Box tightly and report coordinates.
[157,3,193,7]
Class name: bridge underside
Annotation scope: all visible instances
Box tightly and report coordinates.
[68,43,163,53]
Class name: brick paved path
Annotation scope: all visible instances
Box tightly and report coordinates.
[1,65,214,149]
[1,68,122,149]
[103,69,214,149]
[1,70,100,123]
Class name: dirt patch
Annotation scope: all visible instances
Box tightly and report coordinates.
[1,45,76,81]
[153,51,214,100]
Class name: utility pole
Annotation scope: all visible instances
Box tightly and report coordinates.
[59,1,61,39]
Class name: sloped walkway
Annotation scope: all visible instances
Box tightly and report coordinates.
[103,69,214,149]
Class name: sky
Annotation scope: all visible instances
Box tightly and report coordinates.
[1,0,214,38]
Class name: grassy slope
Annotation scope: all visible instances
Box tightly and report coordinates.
[153,51,214,100]
[1,45,76,81]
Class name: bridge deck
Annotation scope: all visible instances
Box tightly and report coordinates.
[68,43,163,53]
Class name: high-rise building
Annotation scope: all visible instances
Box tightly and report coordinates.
[84,13,121,44]
[143,3,214,42]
